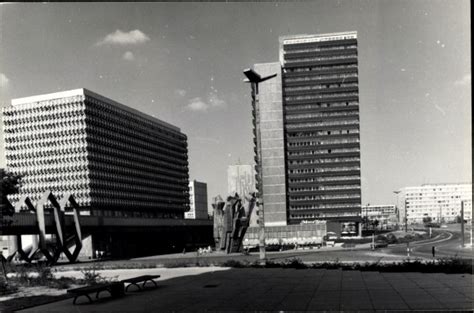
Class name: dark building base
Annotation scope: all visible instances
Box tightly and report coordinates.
[90,226,214,259]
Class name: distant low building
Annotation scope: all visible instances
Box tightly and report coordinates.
[361,205,397,230]
[186,180,208,220]
[227,164,256,198]
[396,183,472,224]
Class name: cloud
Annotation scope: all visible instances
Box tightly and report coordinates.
[208,93,226,108]
[187,97,209,111]
[97,29,150,46]
[186,92,227,112]
[175,89,187,97]
[0,73,10,87]
[122,51,135,61]
[454,73,471,87]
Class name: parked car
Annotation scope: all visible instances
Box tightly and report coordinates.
[324,232,338,241]
[371,240,388,249]
[325,240,335,247]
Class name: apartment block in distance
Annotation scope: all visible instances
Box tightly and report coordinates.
[3,89,190,218]
[396,183,472,224]
[186,180,208,220]
[249,31,362,236]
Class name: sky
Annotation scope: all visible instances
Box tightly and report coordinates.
[0,1,471,207]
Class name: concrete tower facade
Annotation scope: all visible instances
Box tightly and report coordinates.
[251,32,362,234]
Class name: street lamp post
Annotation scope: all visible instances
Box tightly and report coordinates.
[243,68,277,262]
[461,200,465,248]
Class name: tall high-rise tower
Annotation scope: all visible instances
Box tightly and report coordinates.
[251,31,362,234]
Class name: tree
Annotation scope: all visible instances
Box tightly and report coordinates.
[1,170,22,196]
[422,216,432,224]
[0,171,21,288]
[1,170,22,221]
[371,219,380,230]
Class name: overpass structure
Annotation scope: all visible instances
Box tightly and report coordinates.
[1,192,213,264]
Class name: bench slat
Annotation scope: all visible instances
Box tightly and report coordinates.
[121,275,160,283]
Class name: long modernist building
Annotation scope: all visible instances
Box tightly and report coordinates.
[396,183,472,224]
[3,88,190,218]
[250,31,362,235]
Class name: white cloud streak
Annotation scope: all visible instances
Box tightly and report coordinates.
[186,92,227,112]
[122,51,135,61]
[187,97,209,111]
[175,89,187,97]
[454,73,471,87]
[97,29,150,46]
[0,73,9,87]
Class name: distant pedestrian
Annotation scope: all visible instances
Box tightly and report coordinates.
[432,246,435,258]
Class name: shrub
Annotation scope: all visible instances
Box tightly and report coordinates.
[80,267,105,285]
[384,233,397,244]
[6,263,77,290]
[283,258,307,269]
[222,260,246,268]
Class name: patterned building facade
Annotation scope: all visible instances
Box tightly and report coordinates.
[251,32,362,233]
[3,89,189,218]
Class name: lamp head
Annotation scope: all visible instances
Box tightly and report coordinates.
[243,68,277,83]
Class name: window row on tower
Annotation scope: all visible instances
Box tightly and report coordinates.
[86,122,187,159]
[289,166,360,174]
[286,119,359,129]
[285,92,359,102]
[88,145,186,173]
[286,110,358,121]
[290,185,360,192]
[284,54,357,64]
[283,42,357,54]
[285,64,358,74]
[87,143,187,175]
[88,156,187,180]
[285,72,358,84]
[289,175,360,184]
[85,97,186,143]
[289,157,359,166]
[290,203,361,210]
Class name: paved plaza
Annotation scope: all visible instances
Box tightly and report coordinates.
[19,267,473,312]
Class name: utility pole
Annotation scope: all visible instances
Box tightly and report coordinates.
[404,198,408,232]
[243,68,277,262]
[461,200,465,248]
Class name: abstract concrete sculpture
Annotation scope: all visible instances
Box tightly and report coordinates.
[6,191,83,264]
[212,193,256,253]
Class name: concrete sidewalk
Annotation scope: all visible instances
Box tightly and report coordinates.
[20,267,472,312]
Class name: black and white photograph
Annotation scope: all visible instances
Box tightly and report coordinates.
[0,1,471,312]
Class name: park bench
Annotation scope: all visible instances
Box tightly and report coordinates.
[67,281,124,304]
[121,275,161,292]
